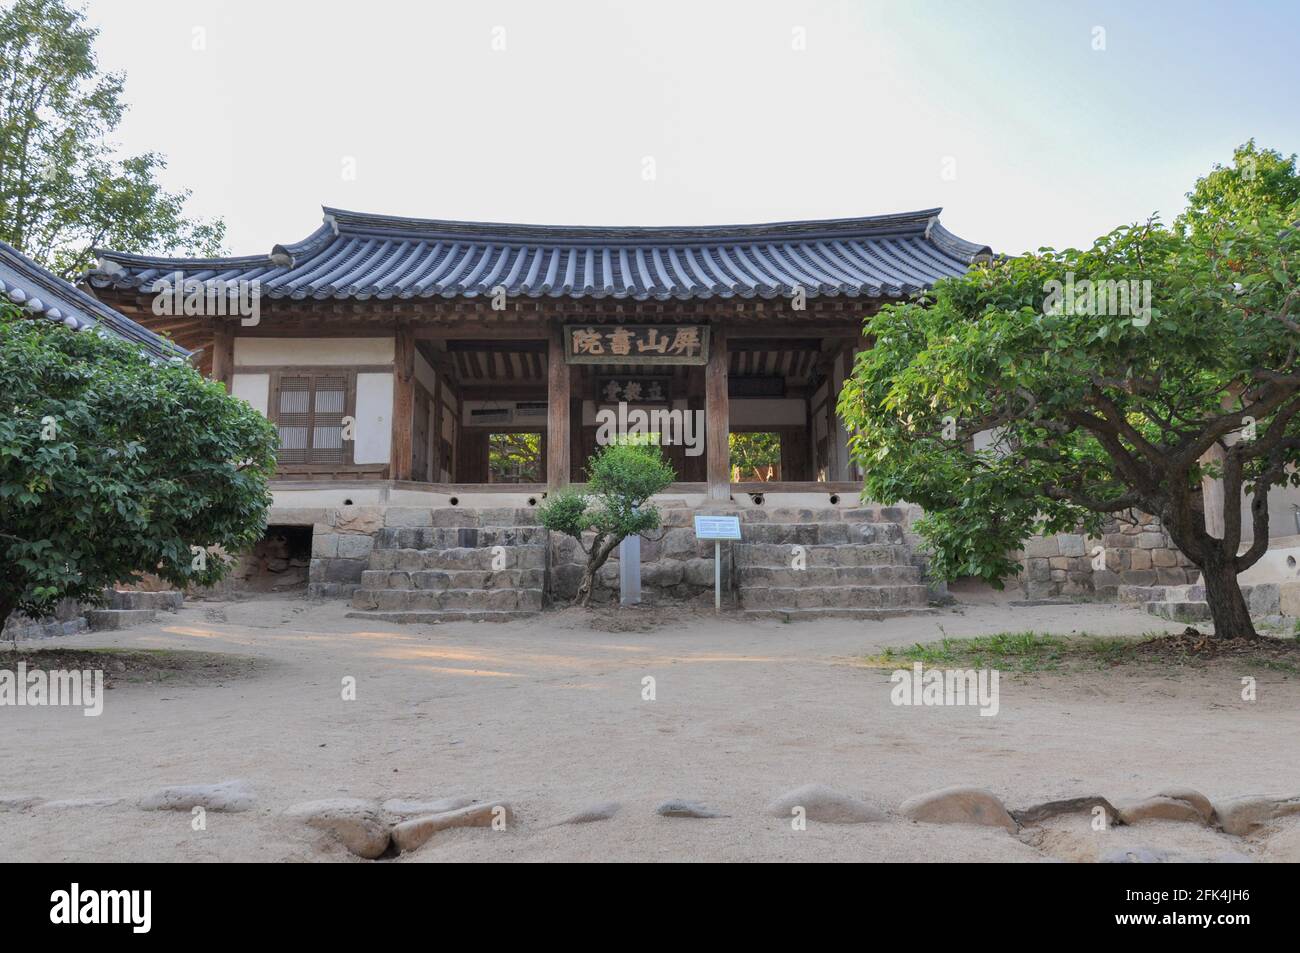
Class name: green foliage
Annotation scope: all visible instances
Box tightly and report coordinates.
[488,432,541,483]
[0,0,224,276]
[729,432,781,479]
[537,443,675,606]
[0,306,278,623]
[1179,140,1300,241]
[839,142,1300,623]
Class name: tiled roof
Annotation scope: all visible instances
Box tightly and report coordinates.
[0,240,188,360]
[88,207,991,303]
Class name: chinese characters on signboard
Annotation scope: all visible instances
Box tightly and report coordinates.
[596,376,672,404]
[564,324,710,365]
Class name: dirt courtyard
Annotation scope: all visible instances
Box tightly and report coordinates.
[2,597,1298,862]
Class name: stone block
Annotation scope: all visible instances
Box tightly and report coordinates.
[336,534,375,559]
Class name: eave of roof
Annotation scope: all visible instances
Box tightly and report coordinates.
[0,240,189,360]
[88,207,993,303]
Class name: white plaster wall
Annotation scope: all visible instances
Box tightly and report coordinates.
[231,373,270,416]
[414,350,437,394]
[354,372,393,464]
[234,337,394,366]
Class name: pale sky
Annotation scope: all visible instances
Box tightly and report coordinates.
[78,0,1300,257]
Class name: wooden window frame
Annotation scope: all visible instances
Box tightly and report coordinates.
[268,368,358,468]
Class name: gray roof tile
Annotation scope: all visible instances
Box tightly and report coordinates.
[88,207,991,303]
[0,239,188,359]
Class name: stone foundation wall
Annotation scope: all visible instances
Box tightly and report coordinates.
[548,507,725,606]
[1019,511,1198,600]
[2,597,87,641]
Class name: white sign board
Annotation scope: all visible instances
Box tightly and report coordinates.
[694,515,742,540]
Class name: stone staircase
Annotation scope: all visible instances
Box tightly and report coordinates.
[1119,580,1281,624]
[85,589,183,630]
[346,514,546,624]
[734,506,936,621]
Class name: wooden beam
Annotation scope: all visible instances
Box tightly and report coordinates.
[705,324,730,501]
[391,324,415,481]
[211,323,234,393]
[546,323,571,490]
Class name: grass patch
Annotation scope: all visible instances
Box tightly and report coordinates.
[863,628,1300,675]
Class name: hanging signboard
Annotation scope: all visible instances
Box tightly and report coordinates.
[596,376,673,404]
[564,325,710,365]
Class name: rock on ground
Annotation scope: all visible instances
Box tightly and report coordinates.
[391,801,515,853]
[1118,793,1213,826]
[655,799,727,819]
[284,798,392,860]
[1011,795,1120,827]
[138,780,255,813]
[1215,795,1300,836]
[899,786,1017,831]
[764,784,883,824]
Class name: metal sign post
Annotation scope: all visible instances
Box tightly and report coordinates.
[693,515,742,612]
[619,532,641,606]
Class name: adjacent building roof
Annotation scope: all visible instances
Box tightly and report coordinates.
[88,207,992,303]
[0,240,188,360]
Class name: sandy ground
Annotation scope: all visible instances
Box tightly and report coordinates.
[2,596,1298,862]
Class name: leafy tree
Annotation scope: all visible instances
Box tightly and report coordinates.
[488,431,542,483]
[0,306,278,629]
[538,442,675,607]
[729,432,781,481]
[0,0,224,277]
[839,144,1300,640]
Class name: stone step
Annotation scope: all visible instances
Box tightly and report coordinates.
[359,568,544,591]
[742,606,939,621]
[370,546,547,573]
[351,588,544,612]
[344,610,538,624]
[738,522,902,545]
[734,542,915,568]
[740,584,930,610]
[85,608,156,630]
[373,526,547,551]
[103,589,183,612]
[736,565,923,587]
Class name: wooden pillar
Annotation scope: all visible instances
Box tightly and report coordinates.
[431,379,443,483]
[211,322,234,393]
[706,325,730,501]
[390,325,415,481]
[547,324,571,490]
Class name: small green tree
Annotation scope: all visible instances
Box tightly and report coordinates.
[838,143,1300,640]
[0,306,278,628]
[538,442,675,607]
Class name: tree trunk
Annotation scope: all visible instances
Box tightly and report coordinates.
[573,536,621,608]
[1199,555,1258,640]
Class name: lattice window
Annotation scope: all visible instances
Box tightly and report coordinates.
[274,373,350,465]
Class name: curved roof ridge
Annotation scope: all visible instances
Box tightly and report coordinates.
[85,206,993,301]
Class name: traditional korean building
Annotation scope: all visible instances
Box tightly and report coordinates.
[86,206,990,504]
